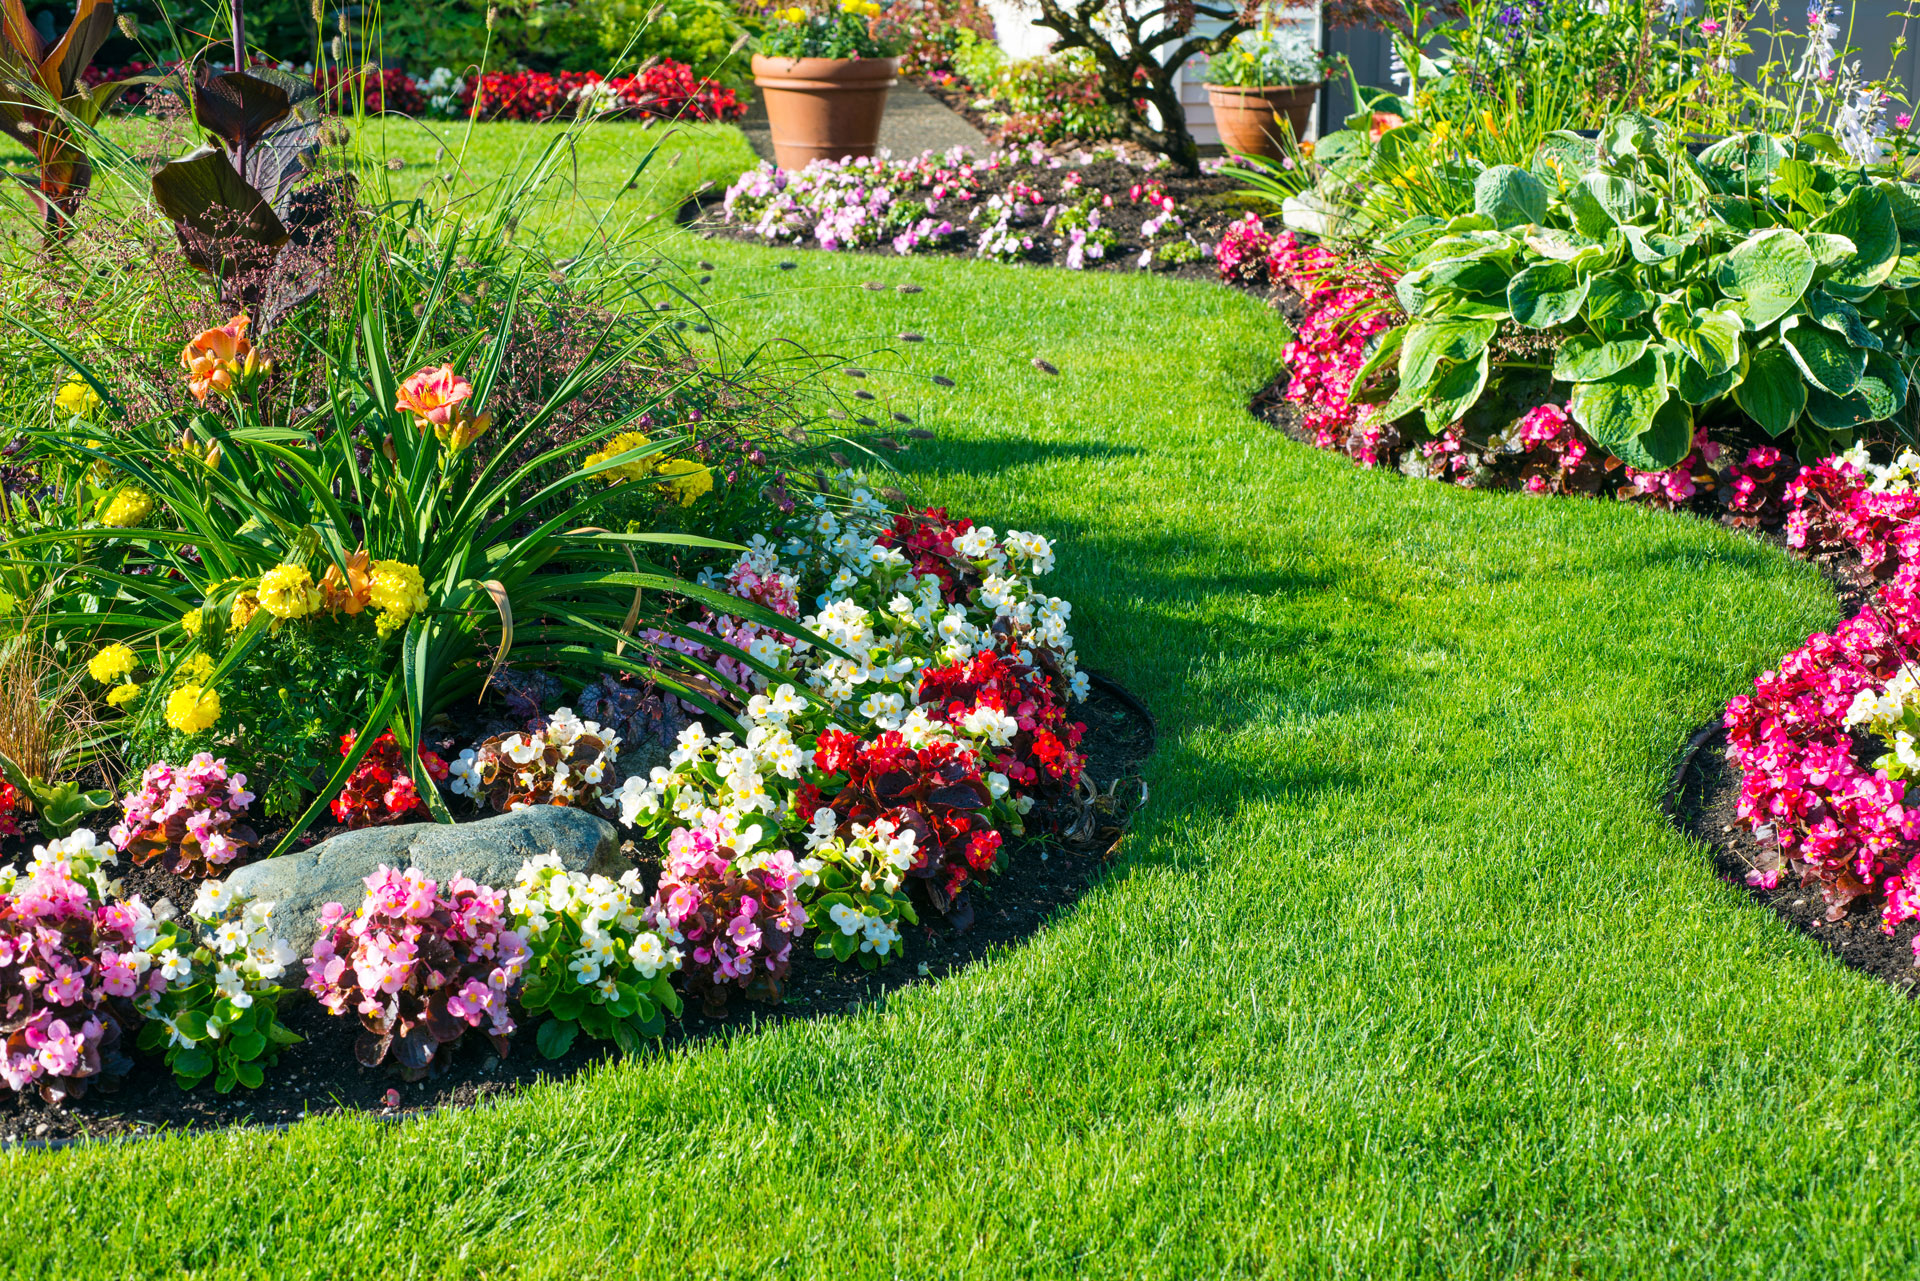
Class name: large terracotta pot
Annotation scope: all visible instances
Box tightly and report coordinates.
[752,54,900,171]
[1207,82,1318,160]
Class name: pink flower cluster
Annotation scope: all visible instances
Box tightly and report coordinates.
[1788,455,1920,575]
[1724,457,1920,945]
[647,816,808,1016]
[1511,402,1592,493]
[110,753,257,877]
[1270,231,1401,465]
[1618,432,1718,507]
[305,866,528,1073]
[1,855,159,1101]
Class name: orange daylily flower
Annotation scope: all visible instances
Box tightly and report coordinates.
[320,550,375,616]
[180,314,268,402]
[395,363,493,453]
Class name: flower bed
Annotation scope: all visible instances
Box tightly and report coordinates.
[707,145,1256,271]
[83,59,745,124]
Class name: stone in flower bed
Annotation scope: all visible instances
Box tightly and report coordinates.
[706,143,1260,272]
[225,808,624,957]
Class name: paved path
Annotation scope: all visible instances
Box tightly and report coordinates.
[737,81,986,165]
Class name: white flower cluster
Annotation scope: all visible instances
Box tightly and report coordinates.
[0,828,119,898]
[450,708,620,807]
[800,811,919,955]
[149,886,298,1049]
[509,854,684,991]
[604,698,813,844]
[1839,443,1920,495]
[1846,665,1920,777]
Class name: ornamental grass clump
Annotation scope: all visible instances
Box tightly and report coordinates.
[507,855,683,1057]
[304,866,528,1077]
[0,831,150,1102]
[136,884,301,1091]
[647,817,808,1016]
[110,754,258,877]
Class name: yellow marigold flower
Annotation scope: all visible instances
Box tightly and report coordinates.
[106,682,141,709]
[368,560,428,633]
[165,685,220,735]
[655,458,714,507]
[55,378,100,419]
[258,564,321,620]
[181,608,205,638]
[98,487,154,529]
[584,431,655,483]
[88,643,139,684]
[229,593,259,633]
[780,6,805,20]
[179,652,216,684]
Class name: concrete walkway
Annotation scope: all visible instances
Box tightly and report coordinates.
[737,81,985,164]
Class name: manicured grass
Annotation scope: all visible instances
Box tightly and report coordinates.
[4,122,1910,1277]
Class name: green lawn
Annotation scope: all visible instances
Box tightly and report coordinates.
[6,122,1912,1277]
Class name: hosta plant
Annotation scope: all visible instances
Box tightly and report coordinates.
[136,882,301,1091]
[506,854,683,1057]
[1367,113,1920,468]
[304,866,528,1077]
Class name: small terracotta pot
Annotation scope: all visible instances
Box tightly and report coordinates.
[1207,82,1319,160]
[752,54,900,171]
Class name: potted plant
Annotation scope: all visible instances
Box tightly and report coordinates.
[752,0,905,171]
[1202,27,1338,161]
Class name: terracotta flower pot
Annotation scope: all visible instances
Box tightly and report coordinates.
[752,54,900,171]
[1206,82,1319,160]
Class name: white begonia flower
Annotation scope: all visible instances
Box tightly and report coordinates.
[214,965,253,1008]
[192,880,232,917]
[213,921,250,955]
[159,949,192,981]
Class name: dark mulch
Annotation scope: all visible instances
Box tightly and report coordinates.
[1671,726,1920,997]
[682,151,1266,281]
[0,675,1154,1147]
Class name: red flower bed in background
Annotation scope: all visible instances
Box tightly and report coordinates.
[463,63,745,123]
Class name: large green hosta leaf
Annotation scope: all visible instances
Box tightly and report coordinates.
[1473,164,1550,229]
[1719,228,1815,330]
[1553,335,1648,382]
[1399,317,1498,392]
[1507,261,1589,328]
[1804,348,1908,429]
[1811,182,1899,295]
[1781,317,1866,395]
[1732,344,1808,437]
[1654,302,1743,375]
[1570,349,1669,458]
[1615,395,1695,472]
[1422,350,1491,430]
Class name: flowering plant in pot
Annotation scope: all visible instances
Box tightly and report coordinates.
[1201,25,1339,159]
[752,0,906,170]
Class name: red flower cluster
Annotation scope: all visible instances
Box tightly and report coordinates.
[918,649,1086,796]
[0,782,19,839]
[1725,457,1920,932]
[331,732,450,829]
[317,66,427,116]
[803,730,998,914]
[875,506,978,602]
[463,64,745,124]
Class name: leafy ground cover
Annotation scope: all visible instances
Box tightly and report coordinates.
[5,120,1915,1277]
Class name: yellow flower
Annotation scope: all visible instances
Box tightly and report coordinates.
[88,643,139,684]
[181,609,205,638]
[165,685,220,735]
[655,458,714,506]
[178,652,216,684]
[368,560,428,633]
[585,431,656,483]
[229,593,259,633]
[98,487,154,529]
[258,564,321,620]
[55,378,100,419]
[780,6,806,20]
[106,682,141,709]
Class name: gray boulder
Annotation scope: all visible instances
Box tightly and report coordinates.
[226,807,627,956]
